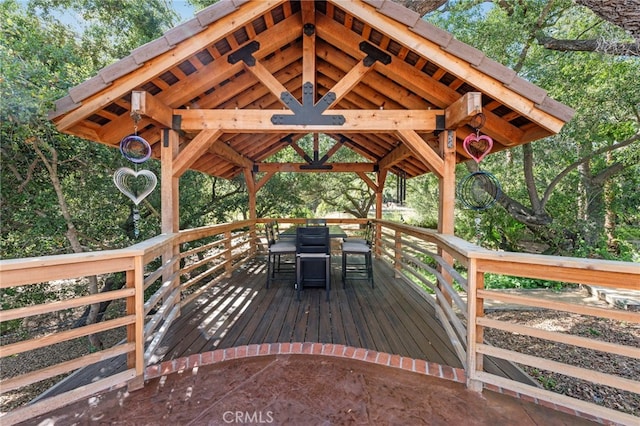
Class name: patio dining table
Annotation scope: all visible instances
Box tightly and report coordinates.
[281,224,347,240]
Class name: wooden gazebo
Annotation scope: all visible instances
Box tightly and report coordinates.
[49,0,574,236]
[7,1,637,425]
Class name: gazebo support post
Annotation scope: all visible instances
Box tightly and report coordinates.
[375,169,387,257]
[161,128,181,314]
[437,130,456,306]
[244,168,258,256]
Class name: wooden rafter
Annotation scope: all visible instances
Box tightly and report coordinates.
[173,129,223,177]
[330,0,566,134]
[55,0,287,133]
[301,0,316,95]
[396,129,444,178]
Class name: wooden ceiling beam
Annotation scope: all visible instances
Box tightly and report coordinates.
[242,57,295,109]
[323,59,374,109]
[445,92,483,129]
[55,0,287,132]
[256,162,376,173]
[378,143,412,170]
[329,0,566,134]
[209,139,254,170]
[301,0,316,93]
[173,129,223,177]
[131,91,173,128]
[357,171,379,192]
[315,14,524,145]
[396,129,444,178]
[176,109,444,132]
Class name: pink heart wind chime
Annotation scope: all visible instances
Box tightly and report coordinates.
[456,114,502,244]
[456,114,502,211]
[113,116,157,238]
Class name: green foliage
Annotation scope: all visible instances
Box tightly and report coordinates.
[484,274,569,291]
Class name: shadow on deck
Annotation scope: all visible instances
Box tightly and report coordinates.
[38,255,535,400]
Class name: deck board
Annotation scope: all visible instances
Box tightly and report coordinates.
[38,255,537,401]
[157,255,463,367]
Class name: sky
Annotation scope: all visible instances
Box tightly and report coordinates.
[172,1,196,23]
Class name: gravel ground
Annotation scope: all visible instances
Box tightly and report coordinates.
[484,310,640,416]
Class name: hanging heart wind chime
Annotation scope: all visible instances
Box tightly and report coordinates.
[456,114,502,244]
[113,113,157,238]
[456,113,502,211]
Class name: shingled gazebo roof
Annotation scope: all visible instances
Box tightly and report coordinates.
[49,0,574,180]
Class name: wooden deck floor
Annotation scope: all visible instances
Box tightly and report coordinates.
[38,255,535,401]
[154,255,461,366]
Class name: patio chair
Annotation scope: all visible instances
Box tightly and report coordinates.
[343,221,374,246]
[341,223,374,288]
[295,226,331,301]
[265,221,296,288]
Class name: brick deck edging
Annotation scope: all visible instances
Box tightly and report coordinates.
[144,343,612,425]
[144,342,466,384]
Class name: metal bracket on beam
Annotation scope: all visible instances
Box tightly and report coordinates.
[300,164,333,170]
[172,114,182,131]
[359,41,392,67]
[227,41,260,66]
[163,128,169,147]
[303,23,315,36]
[271,82,345,126]
[433,114,446,137]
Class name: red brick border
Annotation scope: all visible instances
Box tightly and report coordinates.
[145,343,466,384]
[144,343,608,425]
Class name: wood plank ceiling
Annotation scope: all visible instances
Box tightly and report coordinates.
[49,0,574,180]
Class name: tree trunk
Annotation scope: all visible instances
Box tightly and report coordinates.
[604,153,617,252]
[32,139,104,350]
[575,0,640,42]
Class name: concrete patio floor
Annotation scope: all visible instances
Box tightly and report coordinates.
[22,354,594,425]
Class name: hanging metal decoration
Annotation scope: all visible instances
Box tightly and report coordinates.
[456,170,502,210]
[119,134,152,163]
[113,167,157,206]
[456,113,502,211]
[113,114,157,238]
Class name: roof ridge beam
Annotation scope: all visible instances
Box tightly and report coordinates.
[301,0,316,97]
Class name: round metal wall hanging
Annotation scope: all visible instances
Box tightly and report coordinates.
[456,171,502,211]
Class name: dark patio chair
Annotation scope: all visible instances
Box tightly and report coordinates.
[295,226,331,301]
[265,221,296,288]
[343,221,373,246]
[341,222,374,288]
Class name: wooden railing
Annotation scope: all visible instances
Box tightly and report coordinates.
[0,221,254,424]
[1,219,638,425]
[375,220,639,426]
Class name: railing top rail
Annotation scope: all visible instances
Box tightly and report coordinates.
[375,219,639,281]
[176,220,254,243]
[471,250,640,275]
[0,233,175,272]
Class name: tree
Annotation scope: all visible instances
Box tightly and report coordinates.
[0,0,180,348]
[423,1,639,255]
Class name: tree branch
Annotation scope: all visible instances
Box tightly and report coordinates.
[537,35,640,56]
[541,134,639,206]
